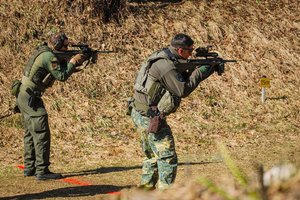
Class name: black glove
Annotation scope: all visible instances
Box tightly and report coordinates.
[215,62,225,75]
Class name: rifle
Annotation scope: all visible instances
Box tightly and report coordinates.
[175,45,237,75]
[0,106,20,120]
[53,44,114,68]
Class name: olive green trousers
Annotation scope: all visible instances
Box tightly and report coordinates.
[17,85,51,175]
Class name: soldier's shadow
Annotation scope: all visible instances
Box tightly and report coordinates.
[62,161,221,178]
[2,161,221,199]
[63,165,141,177]
[0,185,131,200]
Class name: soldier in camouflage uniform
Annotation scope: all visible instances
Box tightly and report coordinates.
[17,32,88,180]
[130,33,218,190]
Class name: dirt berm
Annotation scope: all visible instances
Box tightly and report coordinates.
[0,0,299,199]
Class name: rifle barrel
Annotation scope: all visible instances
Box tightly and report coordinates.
[224,60,237,62]
[95,50,115,53]
[196,52,218,58]
[53,50,114,54]
[53,50,80,54]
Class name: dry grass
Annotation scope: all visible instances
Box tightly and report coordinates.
[0,0,299,199]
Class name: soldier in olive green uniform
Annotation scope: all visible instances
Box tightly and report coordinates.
[17,32,87,180]
[131,34,218,190]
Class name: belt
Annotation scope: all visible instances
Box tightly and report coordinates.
[21,76,45,92]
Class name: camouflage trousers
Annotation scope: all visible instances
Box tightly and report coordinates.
[131,108,177,190]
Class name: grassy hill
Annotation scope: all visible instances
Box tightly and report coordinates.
[0,0,299,199]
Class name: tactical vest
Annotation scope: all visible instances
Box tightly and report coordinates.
[23,44,55,91]
[134,48,177,94]
[134,48,181,115]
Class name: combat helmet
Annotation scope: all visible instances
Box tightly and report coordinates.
[49,32,68,50]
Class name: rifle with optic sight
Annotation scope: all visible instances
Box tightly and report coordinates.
[53,43,115,68]
[176,45,237,75]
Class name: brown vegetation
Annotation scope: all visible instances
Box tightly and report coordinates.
[0,0,299,199]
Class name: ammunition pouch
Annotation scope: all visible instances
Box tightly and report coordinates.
[11,79,22,97]
[145,78,165,106]
[32,68,54,90]
[132,99,149,116]
[147,106,165,134]
[158,91,181,115]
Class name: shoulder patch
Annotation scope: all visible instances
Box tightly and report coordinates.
[176,73,185,82]
[50,56,59,70]
[51,62,58,70]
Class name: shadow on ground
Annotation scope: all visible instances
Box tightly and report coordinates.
[267,95,288,101]
[2,161,221,199]
[0,185,131,200]
[63,161,221,177]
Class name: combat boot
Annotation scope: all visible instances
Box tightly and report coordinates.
[36,171,62,181]
[24,168,35,177]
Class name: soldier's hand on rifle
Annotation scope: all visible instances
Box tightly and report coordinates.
[214,62,225,75]
[70,54,88,66]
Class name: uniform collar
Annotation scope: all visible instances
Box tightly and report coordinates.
[168,46,183,59]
